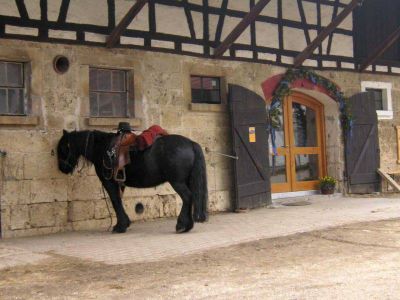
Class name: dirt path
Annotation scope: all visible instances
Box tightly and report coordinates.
[1,218,400,299]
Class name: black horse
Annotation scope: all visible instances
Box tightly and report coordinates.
[57,129,208,233]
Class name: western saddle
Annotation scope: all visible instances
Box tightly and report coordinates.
[105,122,168,182]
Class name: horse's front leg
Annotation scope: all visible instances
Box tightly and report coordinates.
[102,180,131,233]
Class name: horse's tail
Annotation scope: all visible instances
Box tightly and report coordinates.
[190,142,208,222]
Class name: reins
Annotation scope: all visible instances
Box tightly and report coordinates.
[77,131,93,173]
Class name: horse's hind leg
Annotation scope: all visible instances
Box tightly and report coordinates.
[102,180,131,233]
[171,182,194,233]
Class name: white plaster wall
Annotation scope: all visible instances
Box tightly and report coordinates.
[67,0,108,26]
[282,0,301,22]
[0,0,20,17]
[156,4,190,37]
[115,0,149,31]
[260,0,278,18]
[256,22,279,48]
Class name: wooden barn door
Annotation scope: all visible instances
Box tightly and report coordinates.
[345,92,380,193]
[229,84,271,210]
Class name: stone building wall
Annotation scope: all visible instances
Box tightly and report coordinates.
[1,37,400,238]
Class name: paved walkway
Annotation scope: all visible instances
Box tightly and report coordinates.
[1,195,400,268]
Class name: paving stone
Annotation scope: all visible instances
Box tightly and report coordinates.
[1,196,400,268]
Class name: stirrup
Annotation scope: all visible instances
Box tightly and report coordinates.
[114,168,126,182]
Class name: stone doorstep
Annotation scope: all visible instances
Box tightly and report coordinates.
[272,193,343,207]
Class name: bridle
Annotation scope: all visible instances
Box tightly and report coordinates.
[59,131,92,170]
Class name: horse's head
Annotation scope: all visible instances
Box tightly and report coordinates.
[57,130,80,174]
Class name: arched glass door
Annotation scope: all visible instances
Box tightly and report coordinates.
[269,92,326,193]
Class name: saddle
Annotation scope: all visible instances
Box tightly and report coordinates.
[105,123,168,182]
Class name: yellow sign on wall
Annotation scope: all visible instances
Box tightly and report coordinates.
[249,127,256,143]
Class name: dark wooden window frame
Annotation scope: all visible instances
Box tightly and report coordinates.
[89,67,135,118]
[361,81,393,120]
[365,88,384,111]
[190,75,222,104]
[0,60,31,116]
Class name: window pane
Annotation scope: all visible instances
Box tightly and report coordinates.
[190,76,201,89]
[292,102,317,147]
[366,88,384,111]
[6,63,23,87]
[295,154,319,181]
[0,62,6,86]
[112,70,126,92]
[268,105,285,148]
[96,92,127,117]
[0,89,6,113]
[98,93,114,116]
[89,92,99,116]
[96,69,112,91]
[203,90,221,104]
[89,68,98,91]
[8,88,24,114]
[269,155,287,184]
[202,77,219,90]
[375,98,384,111]
[112,93,127,117]
[191,89,203,103]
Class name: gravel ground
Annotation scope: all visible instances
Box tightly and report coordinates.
[1,218,400,299]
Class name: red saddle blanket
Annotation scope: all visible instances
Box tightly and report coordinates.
[135,125,168,151]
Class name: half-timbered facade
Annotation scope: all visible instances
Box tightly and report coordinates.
[1,0,400,238]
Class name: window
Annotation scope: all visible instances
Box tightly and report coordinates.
[191,76,221,104]
[361,81,393,120]
[89,68,130,117]
[0,61,25,115]
[366,88,384,111]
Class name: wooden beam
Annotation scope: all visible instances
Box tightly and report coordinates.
[293,0,360,68]
[106,0,148,48]
[396,126,400,164]
[377,169,400,192]
[213,0,272,58]
[359,26,400,72]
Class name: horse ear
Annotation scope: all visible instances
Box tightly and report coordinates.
[63,129,68,136]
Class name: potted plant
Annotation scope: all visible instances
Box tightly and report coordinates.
[319,176,337,195]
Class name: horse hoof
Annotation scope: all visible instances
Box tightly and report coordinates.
[176,222,193,233]
[176,227,186,234]
[194,212,208,223]
[112,225,127,233]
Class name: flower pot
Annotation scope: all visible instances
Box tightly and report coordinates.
[321,186,335,195]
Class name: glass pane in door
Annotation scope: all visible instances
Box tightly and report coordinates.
[295,154,319,181]
[292,103,317,147]
[268,105,285,148]
[269,155,287,183]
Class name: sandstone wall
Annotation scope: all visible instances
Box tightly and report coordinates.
[1,38,400,238]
